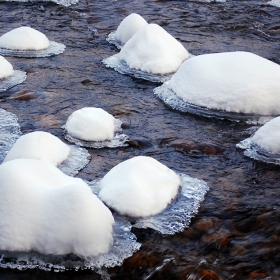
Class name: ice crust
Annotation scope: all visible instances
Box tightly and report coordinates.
[0,55,13,79]
[0,70,27,92]
[0,159,114,257]
[155,52,280,118]
[0,108,21,164]
[0,27,49,51]
[4,131,70,166]
[99,156,181,217]
[107,13,148,49]
[6,0,78,7]
[237,116,280,164]
[104,23,189,82]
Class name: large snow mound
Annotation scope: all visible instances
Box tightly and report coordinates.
[104,23,189,78]
[0,55,13,79]
[267,0,280,8]
[4,131,70,166]
[156,52,280,116]
[0,159,114,257]
[108,13,148,48]
[99,156,181,217]
[65,107,117,142]
[0,27,49,51]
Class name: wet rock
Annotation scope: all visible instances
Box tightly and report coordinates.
[193,217,221,233]
[8,90,44,101]
[247,269,268,279]
[121,121,130,129]
[36,114,62,127]
[230,245,247,256]
[201,269,220,280]
[202,229,232,246]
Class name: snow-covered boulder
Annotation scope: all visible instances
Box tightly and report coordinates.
[115,23,189,74]
[65,107,116,142]
[0,55,13,79]
[0,159,114,257]
[99,156,181,217]
[0,27,50,51]
[156,51,280,116]
[114,13,148,46]
[3,131,70,166]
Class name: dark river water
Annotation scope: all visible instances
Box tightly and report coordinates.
[0,0,280,279]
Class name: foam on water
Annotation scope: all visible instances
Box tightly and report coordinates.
[64,119,129,149]
[91,174,208,235]
[58,145,90,176]
[154,82,274,125]
[0,216,140,272]
[267,0,280,7]
[0,108,21,164]
[103,56,172,83]
[0,41,66,58]
[6,0,78,7]
[0,70,26,92]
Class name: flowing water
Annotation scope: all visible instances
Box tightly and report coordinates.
[0,0,280,279]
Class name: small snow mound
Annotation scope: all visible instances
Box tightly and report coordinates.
[99,156,181,217]
[134,174,209,234]
[0,108,21,164]
[107,13,148,48]
[0,27,49,51]
[155,52,280,118]
[0,159,114,257]
[4,131,70,166]
[104,23,189,82]
[267,0,280,7]
[65,107,116,142]
[237,116,280,164]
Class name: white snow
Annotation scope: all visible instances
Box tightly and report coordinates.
[65,107,116,142]
[99,156,181,217]
[0,55,13,79]
[250,116,280,154]
[4,131,70,166]
[115,13,148,46]
[0,159,114,257]
[0,27,50,51]
[268,0,280,8]
[116,23,189,74]
[164,51,280,115]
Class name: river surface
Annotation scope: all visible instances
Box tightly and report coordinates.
[0,0,280,279]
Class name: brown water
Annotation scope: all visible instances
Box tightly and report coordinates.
[0,0,280,279]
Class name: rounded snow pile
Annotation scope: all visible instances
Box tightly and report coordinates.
[115,13,148,46]
[0,55,13,79]
[65,107,116,142]
[163,51,280,115]
[0,159,114,257]
[4,131,70,166]
[116,23,189,74]
[249,116,280,154]
[99,156,181,217]
[0,27,49,51]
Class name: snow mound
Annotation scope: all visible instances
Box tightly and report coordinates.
[99,156,181,217]
[64,107,129,148]
[4,131,70,166]
[237,116,280,164]
[0,55,13,79]
[0,27,49,51]
[154,52,280,120]
[134,174,209,234]
[0,27,65,57]
[104,23,189,82]
[267,0,280,7]
[0,108,21,164]
[0,159,114,257]
[107,13,148,49]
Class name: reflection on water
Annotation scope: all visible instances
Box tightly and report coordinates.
[0,0,280,279]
